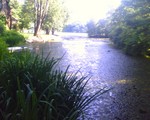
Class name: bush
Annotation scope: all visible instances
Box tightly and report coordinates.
[0,21,6,36]
[109,25,150,56]
[0,51,108,120]
[2,30,25,47]
[0,39,9,61]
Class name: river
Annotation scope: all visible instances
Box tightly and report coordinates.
[27,33,150,120]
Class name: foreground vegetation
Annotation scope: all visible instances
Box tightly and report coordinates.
[0,46,108,119]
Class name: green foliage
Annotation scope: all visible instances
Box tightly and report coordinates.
[63,23,87,33]
[9,0,21,20]
[86,20,108,38]
[86,20,97,37]
[108,0,150,56]
[0,39,9,61]
[0,20,6,36]
[0,13,6,24]
[0,51,108,120]
[19,0,34,30]
[0,16,25,47]
[42,0,69,34]
[1,30,25,47]
[2,0,68,34]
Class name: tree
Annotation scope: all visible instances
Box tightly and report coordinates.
[9,0,22,30]
[86,20,97,37]
[86,19,108,38]
[1,0,68,35]
[9,0,21,19]
[42,0,68,35]
[0,0,12,29]
[34,0,50,36]
[0,0,22,30]
[19,0,34,31]
[96,19,109,37]
[108,0,150,56]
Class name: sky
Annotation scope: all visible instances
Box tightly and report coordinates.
[64,0,121,24]
[18,0,121,24]
[18,0,24,4]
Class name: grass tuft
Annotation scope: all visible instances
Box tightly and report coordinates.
[0,51,108,120]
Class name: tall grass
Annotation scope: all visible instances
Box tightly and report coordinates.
[0,39,9,61]
[0,51,108,120]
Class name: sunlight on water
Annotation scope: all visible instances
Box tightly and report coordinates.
[116,79,131,84]
[62,41,86,56]
[29,32,150,120]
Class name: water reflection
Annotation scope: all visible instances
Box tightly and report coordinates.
[28,33,150,120]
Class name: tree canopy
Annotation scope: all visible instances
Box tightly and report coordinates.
[0,0,68,36]
[42,0,69,35]
[108,0,150,56]
[86,19,108,38]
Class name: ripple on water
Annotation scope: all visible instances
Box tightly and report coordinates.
[29,34,150,120]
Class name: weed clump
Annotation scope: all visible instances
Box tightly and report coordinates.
[0,51,107,120]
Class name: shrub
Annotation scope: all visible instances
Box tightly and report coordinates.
[0,21,6,36]
[0,51,108,120]
[2,30,25,47]
[109,25,150,56]
[13,23,19,31]
[0,39,9,61]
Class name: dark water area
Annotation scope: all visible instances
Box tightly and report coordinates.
[28,33,150,120]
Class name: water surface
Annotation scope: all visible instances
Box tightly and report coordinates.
[28,33,150,120]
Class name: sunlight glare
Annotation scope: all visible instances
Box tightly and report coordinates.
[64,0,121,23]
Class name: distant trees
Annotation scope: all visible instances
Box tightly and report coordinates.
[86,20,108,38]
[63,23,86,33]
[85,0,150,56]
[108,0,150,56]
[86,20,96,37]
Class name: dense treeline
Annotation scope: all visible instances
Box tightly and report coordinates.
[87,0,150,56]
[109,0,150,56]
[63,23,87,33]
[86,19,109,38]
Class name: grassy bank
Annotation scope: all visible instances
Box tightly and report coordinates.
[21,33,62,43]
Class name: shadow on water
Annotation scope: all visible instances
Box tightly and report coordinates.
[27,33,150,120]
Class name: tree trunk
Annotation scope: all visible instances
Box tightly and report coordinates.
[1,0,12,29]
[34,25,40,36]
[34,0,50,36]
[52,27,55,35]
[34,19,42,36]
[9,12,12,30]
[46,28,50,35]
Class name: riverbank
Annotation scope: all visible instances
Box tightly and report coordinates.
[26,34,62,43]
